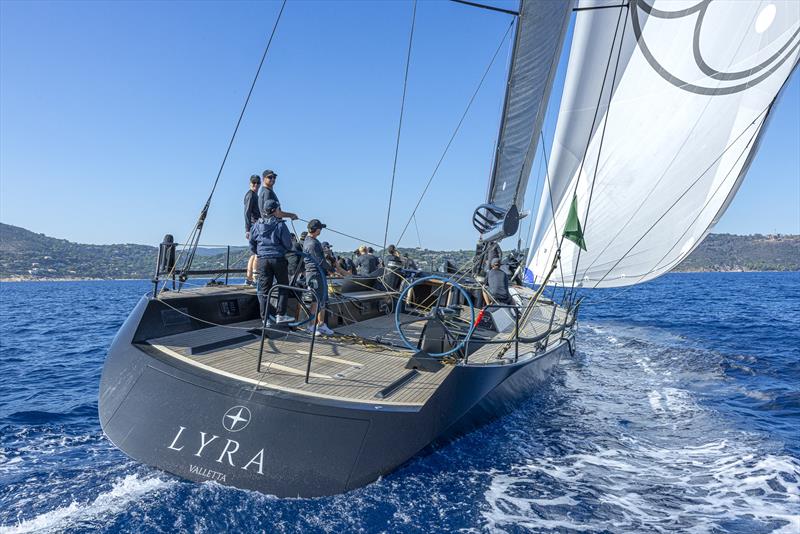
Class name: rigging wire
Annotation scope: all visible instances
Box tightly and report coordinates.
[554,87,780,306]
[413,214,423,249]
[530,3,627,298]
[382,0,418,264]
[395,18,515,246]
[520,135,544,253]
[590,105,770,288]
[575,17,786,281]
[575,120,765,306]
[567,3,630,303]
[176,0,288,284]
[296,217,384,250]
[602,67,800,286]
[537,129,566,286]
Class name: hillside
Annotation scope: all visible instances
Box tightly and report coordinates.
[672,233,800,272]
[0,223,247,280]
[0,223,797,280]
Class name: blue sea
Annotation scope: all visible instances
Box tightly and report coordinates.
[1,273,798,533]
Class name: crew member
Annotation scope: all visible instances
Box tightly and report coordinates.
[354,245,380,275]
[243,174,261,285]
[484,241,502,274]
[322,241,336,272]
[302,219,337,335]
[286,233,302,280]
[258,169,298,222]
[485,257,513,305]
[249,199,293,324]
[386,244,401,261]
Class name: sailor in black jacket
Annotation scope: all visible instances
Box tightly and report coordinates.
[244,174,261,284]
[485,257,513,305]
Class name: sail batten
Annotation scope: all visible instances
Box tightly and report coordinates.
[528,0,800,288]
[484,0,572,224]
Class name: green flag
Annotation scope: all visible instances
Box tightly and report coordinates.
[563,194,587,251]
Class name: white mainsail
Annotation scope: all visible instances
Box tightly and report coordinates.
[528,0,799,288]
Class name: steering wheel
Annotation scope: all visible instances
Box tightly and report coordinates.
[394,275,476,357]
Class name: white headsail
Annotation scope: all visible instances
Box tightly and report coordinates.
[528,0,799,288]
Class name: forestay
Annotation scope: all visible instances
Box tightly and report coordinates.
[485,0,571,220]
[528,0,799,287]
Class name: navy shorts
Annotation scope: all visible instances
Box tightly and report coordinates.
[306,274,326,306]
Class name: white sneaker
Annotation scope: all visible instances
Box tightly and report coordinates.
[276,314,293,324]
[317,324,334,336]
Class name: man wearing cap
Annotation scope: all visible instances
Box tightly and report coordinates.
[249,199,294,324]
[322,242,337,273]
[386,244,400,259]
[354,245,380,275]
[484,241,502,274]
[302,219,336,335]
[244,175,261,285]
[485,257,513,305]
[259,169,298,222]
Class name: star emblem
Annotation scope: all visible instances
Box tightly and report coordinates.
[222,405,251,432]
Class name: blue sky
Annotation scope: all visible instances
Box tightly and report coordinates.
[1,0,798,251]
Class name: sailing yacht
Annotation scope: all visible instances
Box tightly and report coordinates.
[98,0,800,497]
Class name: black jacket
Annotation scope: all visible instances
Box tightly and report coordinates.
[354,253,379,275]
[487,268,511,303]
[244,190,260,232]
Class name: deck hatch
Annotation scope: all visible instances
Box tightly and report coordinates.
[374,370,419,399]
[188,333,257,355]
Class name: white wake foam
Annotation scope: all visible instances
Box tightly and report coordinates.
[0,474,174,533]
[483,443,800,533]
[482,321,800,533]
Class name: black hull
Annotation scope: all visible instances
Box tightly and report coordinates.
[99,295,570,497]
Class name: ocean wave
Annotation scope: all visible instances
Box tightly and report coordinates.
[0,275,797,531]
[482,443,800,533]
[0,474,174,534]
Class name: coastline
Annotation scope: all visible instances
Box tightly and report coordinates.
[0,277,149,283]
[2,271,798,283]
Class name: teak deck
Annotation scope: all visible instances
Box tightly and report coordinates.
[145,287,567,407]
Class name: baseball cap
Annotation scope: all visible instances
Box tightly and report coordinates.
[262,169,277,179]
[307,219,326,232]
[263,199,280,216]
[490,257,501,267]
[249,174,260,184]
